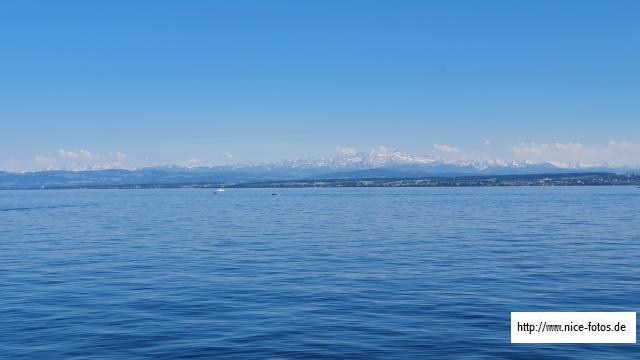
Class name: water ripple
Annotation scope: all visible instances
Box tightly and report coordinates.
[0,187,638,359]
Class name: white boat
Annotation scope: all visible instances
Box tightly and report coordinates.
[216,188,226,193]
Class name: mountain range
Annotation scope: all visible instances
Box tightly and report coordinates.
[1,149,638,189]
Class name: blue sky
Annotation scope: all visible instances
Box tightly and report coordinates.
[1,1,639,171]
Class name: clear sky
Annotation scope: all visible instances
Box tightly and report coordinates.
[1,1,639,171]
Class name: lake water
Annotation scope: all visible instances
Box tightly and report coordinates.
[1,187,639,359]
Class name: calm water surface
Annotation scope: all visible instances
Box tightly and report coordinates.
[1,187,639,359]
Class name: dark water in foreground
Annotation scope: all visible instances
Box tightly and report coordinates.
[1,187,639,359]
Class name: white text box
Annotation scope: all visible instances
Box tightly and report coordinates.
[511,312,636,343]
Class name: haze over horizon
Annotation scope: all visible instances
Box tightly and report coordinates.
[3,142,640,173]
[2,1,639,171]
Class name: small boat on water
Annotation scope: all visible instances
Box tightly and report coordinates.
[216,188,226,193]
[272,192,280,196]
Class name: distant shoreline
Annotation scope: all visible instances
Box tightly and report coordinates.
[2,173,638,190]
